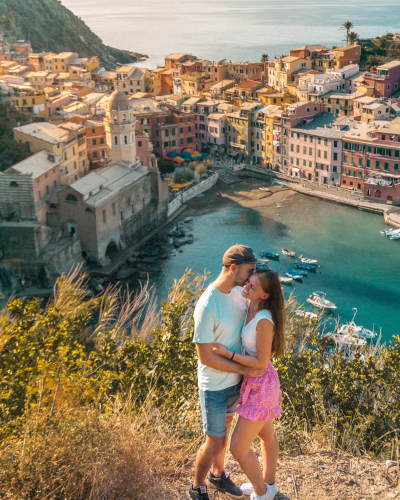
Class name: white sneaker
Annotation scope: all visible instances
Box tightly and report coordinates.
[243,481,277,499]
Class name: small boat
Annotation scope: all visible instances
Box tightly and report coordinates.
[389,233,400,240]
[256,259,270,269]
[381,227,397,235]
[295,309,317,320]
[307,291,337,310]
[286,270,303,281]
[385,228,400,237]
[299,255,318,264]
[282,248,295,256]
[279,276,293,285]
[296,262,317,271]
[259,187,270,192]
[322,332,367,347]
[288,268,308,276]
[337,322,376,340]
[260,251,280,260]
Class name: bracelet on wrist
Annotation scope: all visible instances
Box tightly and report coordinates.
[230,352,235,361]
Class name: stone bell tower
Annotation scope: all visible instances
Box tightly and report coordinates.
[104,90,137,166]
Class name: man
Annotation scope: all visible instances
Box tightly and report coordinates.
[188,244,266,500]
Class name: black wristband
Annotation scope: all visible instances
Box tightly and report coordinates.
[230,352,235,361]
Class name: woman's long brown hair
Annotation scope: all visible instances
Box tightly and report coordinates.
[254,269,285,357]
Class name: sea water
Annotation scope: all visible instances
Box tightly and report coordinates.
[150,194,400,343]
[62,0,400,68]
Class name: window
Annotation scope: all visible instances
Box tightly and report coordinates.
[395,164,399,173]
[124,136,128,144]
[367,159,370,169]
[384,162,389,171]
[324,139,328,146]
[358,172,362,178]
[114,136,118,145]
[350,157,354,165]
[187,137,193,144]
[317,150,321,158]
[333,153,338,161]
[100,138,104,145]
[309,147,312,155]
[92,138,97,146]
[188,126,191,132]
[303,146,306,154]
[93,151,97,158]
[66,194,77,202]
[343,168,348,175]
[334,141,338,148]
[375,161,380,170]
[92,128,95,134]
[324,151,327,159]
[333,166,337,172]
[358,158,362,167]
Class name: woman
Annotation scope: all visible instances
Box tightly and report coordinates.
[213,269,285,500]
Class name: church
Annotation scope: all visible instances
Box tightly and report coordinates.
[48,91,169,266]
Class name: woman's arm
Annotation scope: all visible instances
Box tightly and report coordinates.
[213,318,273,369]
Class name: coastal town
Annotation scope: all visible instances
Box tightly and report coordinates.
[1,33,400,298]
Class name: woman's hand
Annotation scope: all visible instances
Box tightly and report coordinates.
[213,344,232,359]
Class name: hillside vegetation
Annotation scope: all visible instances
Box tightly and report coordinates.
[0,0,146,69]
[360,33,400,70]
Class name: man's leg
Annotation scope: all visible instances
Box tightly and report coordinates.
[210,415,233,477]
[193,434,226,488]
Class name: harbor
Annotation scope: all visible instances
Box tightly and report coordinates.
[139,177,400,343]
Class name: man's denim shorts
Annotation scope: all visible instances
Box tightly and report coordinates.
[199,381,242,437]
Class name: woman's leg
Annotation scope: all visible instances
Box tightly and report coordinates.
[258,419,279,485]
[230,416,266,496]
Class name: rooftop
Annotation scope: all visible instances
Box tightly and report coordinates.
[5,150,61,179]
[334,44,360,52]
[13,122,69,144]
[342,119,392,141]
[377,60,400,70]
[292,114,356,138]
[165,53,189,60]
[235,79,263,90]
[291,44,329,52]
[70,164,149,208]
[281,56,301,63]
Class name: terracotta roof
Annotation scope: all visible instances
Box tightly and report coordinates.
[235,80,262,90]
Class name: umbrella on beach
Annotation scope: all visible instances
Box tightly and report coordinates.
[167,151,179,158]
[192,151,202,157]
[173,156,184,163]
[183,148,194,154]
[181,151,192,159]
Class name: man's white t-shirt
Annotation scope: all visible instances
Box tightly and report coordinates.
[193,285,246,392]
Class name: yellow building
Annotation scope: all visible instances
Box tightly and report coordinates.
[13,122,87,184]
[115,66,149,94]
[146,69,162,94]
[27,71,49,88]
[263,106,282,166]
[179,72,213,96]
[267,56,313,90]
[44,52,79,72]
[10,93,48,117]
[226,102,259,159]
[224,80,264,104]
[258,89,297,106]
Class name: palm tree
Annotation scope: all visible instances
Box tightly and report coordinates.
[348,31,359,45]
[340,21,354,43]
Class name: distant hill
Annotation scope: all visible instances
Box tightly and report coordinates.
[0,0,147,69]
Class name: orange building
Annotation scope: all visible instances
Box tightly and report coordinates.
[84,119,108,169]
[333,44,361,68]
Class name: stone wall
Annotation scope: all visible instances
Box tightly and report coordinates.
[0,222,53,259]
[0,172,36,220]
[167,173,219,217]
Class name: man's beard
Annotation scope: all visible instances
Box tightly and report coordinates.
[233,274,246,287]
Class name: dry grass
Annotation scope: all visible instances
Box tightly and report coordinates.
[0,394,196,500]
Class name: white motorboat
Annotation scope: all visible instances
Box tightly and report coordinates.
[322,332,367,347]
[381,227,397,235]
[256,259,270,269]
[385,228,400,237]
[299,255,318,264]
[337,321,376,340]
[295,309,317,320]
[279,276,293,285]
[307,291,337,311]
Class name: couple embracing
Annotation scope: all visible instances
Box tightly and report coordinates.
[188,244,285,500]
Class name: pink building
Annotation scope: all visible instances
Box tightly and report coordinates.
[0,150,62,222]
[281,101,323,172]
[363,61,400,98]
[289,114,355,184]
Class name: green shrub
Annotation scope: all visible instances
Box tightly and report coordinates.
[173,167,194,184]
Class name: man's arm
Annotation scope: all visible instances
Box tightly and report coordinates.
[196,342,266,378]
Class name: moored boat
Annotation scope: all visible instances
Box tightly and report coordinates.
[337,322,376,340]
[279,276,293,285]
[282,248,295,256]
[307,291,337,310]
[260,251,280,260]
[385,228,400,237]
[299,255,318,264]
[381,227,397,235]
[296,262,317,271]
[389,232,400,240]
[256,259,270,269]
[295,309,317,320]
[288,268,308,276]
[286,270,303,281]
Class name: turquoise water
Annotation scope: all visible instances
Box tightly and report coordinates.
[62,0,400,69]
[151,194,400,343]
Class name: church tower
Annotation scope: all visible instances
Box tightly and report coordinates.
[104,90,137,166]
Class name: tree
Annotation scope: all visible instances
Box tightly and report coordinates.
[158,159,175,175]
[348,31,359,45]
[261,53,269,63]
[340,21,354,43]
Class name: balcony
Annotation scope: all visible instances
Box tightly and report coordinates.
[363,72,388,81]
[273,140,281,147]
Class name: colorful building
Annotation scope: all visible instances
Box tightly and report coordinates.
[363,61,400,98]
[333,44,361,68]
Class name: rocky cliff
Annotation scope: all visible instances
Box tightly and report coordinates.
[0,0,147,69]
